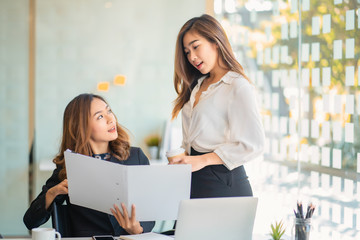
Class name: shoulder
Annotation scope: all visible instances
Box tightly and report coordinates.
[128,147,149,165]
[129,146,142,155]
[224,71,253,91]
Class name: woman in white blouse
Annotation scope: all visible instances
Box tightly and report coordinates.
[169,14,265,198]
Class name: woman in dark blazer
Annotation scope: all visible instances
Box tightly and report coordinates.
[23,93,154,236]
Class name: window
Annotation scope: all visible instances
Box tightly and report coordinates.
[215,0,360,238]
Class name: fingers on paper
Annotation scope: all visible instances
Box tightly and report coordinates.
[121,203,130,219]
[130,204,136,222]
[111,204,124,225]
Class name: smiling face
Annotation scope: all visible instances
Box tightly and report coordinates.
[88,97,118,154]
[183,30,220,75]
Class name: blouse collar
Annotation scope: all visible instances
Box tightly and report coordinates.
[195,71,237,89]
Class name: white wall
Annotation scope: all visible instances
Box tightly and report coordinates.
[34,0,206,161]
[0,0,30,236]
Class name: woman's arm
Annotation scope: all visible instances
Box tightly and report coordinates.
[45,179,68,209]
[23,168,67,230]
[170,82,265,172]
[214,82,265,170]
[169,152,223,172]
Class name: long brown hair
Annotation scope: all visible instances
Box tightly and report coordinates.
[54,93,130,180]
[172,14,250,119]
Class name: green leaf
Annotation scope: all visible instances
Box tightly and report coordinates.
[269,220,286,240]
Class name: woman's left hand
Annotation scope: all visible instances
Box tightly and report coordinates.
[110,203,143,235]
[169,155,207,172]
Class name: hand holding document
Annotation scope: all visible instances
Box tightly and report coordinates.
[64,150,191,221]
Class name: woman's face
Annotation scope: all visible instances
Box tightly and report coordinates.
[183,31,219,75]
[88,97,118,152]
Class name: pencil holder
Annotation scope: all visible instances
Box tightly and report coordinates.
[291,218,311,240]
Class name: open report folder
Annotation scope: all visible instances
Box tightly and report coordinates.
[64,150,191,221]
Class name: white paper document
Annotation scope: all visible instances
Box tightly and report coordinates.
[290,20,297,38]
[346,38,355,59]
[346,10,355,31]
[281,22,288,39]
[64,150,191,221]
[119,232,173,240]
[312,17,320,35]
[323,14,331,34]
[333,40,342,59]
[302,0,309,11]
[301,43,309,62]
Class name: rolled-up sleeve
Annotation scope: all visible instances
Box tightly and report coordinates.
[214,83,265,170]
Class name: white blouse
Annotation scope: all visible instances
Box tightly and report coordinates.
[181,71,265,170]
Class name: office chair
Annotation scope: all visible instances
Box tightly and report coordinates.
[51,201,72,237]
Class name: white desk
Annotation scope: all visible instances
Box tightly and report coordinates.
[4,233,290,240]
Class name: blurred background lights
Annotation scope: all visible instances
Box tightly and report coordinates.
[104,1,112,8]
[224,0,237,13]
[113,74,126,86]
[245,0,273,12]
[97,82,110,91]
[214,0,222,14]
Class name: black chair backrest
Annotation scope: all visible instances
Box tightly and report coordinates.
[51,202,72,237]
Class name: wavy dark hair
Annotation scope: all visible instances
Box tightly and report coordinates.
[54,93,130,180]
[172,14,250,119]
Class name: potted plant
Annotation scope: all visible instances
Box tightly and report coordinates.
[269,220,286,240]
[145,134,161,159]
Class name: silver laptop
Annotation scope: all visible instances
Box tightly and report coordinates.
[174,197,258,240]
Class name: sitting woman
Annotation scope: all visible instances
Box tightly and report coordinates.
[23,93,154,236]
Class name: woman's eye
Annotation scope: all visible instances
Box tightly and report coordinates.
[97,115,103,120]
[193,45,199,49]
[185,51,189,55]
[108,109,112,114]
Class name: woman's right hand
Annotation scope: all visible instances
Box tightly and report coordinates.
[169,152,224,172]
[45,179,68,210]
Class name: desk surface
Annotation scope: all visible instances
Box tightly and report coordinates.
[4,234,291,240]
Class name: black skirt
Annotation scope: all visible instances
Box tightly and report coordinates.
[190,147,253,198]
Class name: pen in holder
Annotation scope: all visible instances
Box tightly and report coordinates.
[292,202,315,240]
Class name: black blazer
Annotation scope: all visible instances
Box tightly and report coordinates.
[23,147,155,237]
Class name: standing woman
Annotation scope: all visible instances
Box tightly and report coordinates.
[169,14,265,199]
[23,93,154,236]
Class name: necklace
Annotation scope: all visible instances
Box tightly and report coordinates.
[93,153,111,160]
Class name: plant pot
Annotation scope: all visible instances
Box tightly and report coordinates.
[148,146,158,160]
